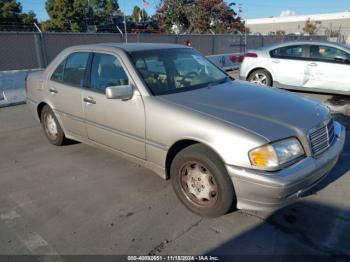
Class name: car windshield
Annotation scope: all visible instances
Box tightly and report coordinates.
[129,48,229,95]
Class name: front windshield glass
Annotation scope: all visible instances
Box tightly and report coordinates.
[129,48,228,95]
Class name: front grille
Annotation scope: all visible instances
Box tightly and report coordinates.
[309,119,335,156]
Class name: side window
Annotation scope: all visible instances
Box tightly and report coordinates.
[62,52,90,87]
[270,45,304,59]
[309,45,350,63]
[51,60,65,82]
[90,53,129,92]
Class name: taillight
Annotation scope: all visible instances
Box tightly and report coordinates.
[244,53,258,58]
[229,54,245,63]
[24,74,28,94]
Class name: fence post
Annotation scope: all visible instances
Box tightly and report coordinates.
[33,33,47,68]
[211,35,216,55]
[41,33,48,67]
[239,36,243,53]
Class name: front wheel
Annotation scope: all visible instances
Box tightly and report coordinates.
[247,69,272,86]
[171,144,236,217]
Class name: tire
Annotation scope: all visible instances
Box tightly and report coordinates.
[247,69,272,86]
[170,144,236,217]
[41,105,66,146]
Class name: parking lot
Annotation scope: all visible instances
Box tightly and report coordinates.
[0,83,349,259]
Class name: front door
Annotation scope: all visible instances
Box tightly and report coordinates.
[304,44,350,92]
[82,52,146,159]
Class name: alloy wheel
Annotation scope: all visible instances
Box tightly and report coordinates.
[251,73,268,86]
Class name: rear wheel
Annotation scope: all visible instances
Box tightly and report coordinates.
[247,69,272,86]
[171,144,235,217]
[41,105,66,146]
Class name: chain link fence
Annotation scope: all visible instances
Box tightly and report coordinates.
[0,32,327,71]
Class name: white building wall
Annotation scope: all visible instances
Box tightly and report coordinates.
[246,12,350,38]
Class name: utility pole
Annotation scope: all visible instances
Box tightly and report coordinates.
[141,0,144,24]
[238,3,247,53]
[123,14,128,43]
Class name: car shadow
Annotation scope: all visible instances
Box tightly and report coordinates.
[62,138,80,146]
[206,201,350,259]
[203,114,350,259]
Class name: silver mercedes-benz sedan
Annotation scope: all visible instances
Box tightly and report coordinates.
[26,43,345,217]
[240,40,350,95]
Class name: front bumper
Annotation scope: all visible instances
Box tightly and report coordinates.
[227,122,346,211]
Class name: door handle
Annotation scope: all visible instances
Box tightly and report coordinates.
[83,96,96,105]
[308,63,318,67]
[49,88,58,94]
[272,59,280,63]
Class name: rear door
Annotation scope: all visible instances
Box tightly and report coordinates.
[47,52,90,138]
[82,51,146,159]
[269,45,309,87]
[304,44,350,92]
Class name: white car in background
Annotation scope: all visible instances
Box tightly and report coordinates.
[239,41,350,95]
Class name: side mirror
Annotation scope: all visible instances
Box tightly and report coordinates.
[106,85,133,100]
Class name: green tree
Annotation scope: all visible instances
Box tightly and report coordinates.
[132,5,141,22]
[156,0,194,33]
[132,5,148,22]
[89,0,121,25]
[43,0,121,32]
[156,0,243,34]
[0,0,37,31]
[44,0,87,32]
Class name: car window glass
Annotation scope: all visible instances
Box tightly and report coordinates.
[309,45,350,63]
[134,56,167,92]
[270,45,304,58]
[61,52,89,87]
[135,56,166,74]
[90,53,129,92]
[51,60,65,82]
[130,48,227,95]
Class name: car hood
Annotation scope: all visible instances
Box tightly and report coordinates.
[159,80,330,141]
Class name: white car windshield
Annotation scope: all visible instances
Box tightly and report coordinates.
[129,48,229,95]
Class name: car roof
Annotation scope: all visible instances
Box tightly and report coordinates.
[68,42,189,52]
[260,40,350,51]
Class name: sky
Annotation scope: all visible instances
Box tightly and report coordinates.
[19,0,350,22]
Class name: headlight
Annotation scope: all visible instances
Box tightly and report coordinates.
[249,138,304,169]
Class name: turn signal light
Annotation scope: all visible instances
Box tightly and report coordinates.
[244,53,258,58]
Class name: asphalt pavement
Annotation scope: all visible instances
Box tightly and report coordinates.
[0,95,349,259]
